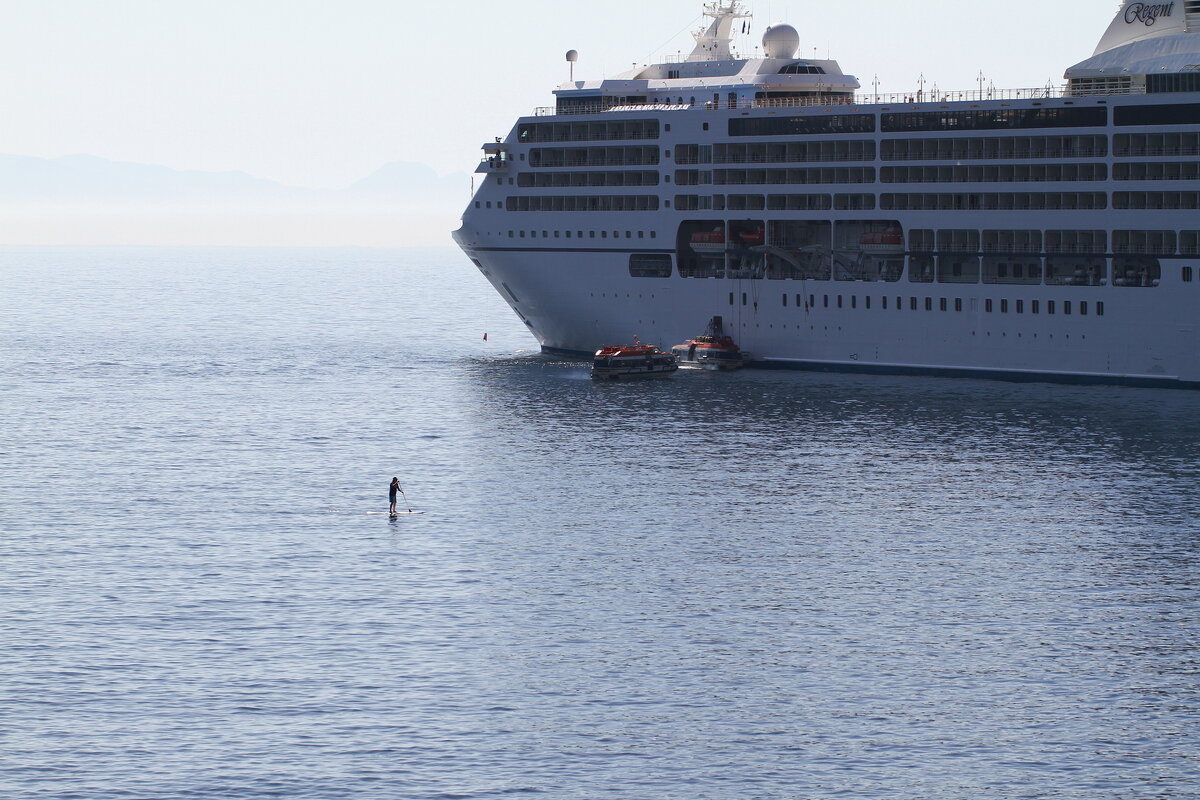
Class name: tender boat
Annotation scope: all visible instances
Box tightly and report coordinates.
[672,316,745,371]
[591,340,679,380]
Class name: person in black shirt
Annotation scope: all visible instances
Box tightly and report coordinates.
[389,477,401,514]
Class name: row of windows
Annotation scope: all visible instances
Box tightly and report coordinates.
[508,229,659,240]
[758,292,1106,317]
[713,167,876,185]
[1114,103,1200,127]
[504,195,660,212]
[909,229,1110,254]
[880,192,1107,210]
[529,146,659,168]
[680,133,1194,165]
[673,193,874,211]
[728,115,877,137]
[906,256,1160,287]
[1113,191,1200,209]
[517,170,659,188]
[1146,73,1200,95]
[1114,162,1200,181]
[912,229,1199,257]
[882,107,1107,133]
[1114,132,1200,157]
[881,134,1108,161]
[706,140,877,164]
[881,163,1108,183]
[517,119,659,143]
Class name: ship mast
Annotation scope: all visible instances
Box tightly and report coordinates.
[687,0,752,62]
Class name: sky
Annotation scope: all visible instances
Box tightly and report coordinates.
[0,0,1115,244]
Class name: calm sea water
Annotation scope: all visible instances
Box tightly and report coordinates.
[2,246,1198,800]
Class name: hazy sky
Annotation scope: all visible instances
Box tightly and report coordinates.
[4,0,1112,188]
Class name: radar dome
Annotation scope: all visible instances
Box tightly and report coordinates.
[762,24,800,60]
[565,50,578,62]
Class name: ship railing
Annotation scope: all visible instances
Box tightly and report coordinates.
[533,84,1149,116]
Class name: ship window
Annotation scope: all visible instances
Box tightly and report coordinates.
[823,295,829,308]
[910,297,917,311]
[955,298,962,312]
[577,231,583,237]
[626,231,632,238]
[520,153,525,160]
[1184,267,1194,283]
[508,231,514,238]
[985,299,993,313]
[554,231,560,238]
[1048,300,1056,314]
[601,231,607,238]
[638,231,644,238]
[1016,299,1023,314]
[925,297,932,311]
[1080,301,1088,316]
[729,292,735,305]
[1032,300,1039,314]
[866,296,871,309]
[665,125,671,133]
[474,201,480,208]
[783,294,788,307]
[651,231,657,238]
[520,231,525,238]
[629,254,672,278]
[1097,301,1104,316]
[590,231,596,238]
[1000,299,1008,313]
[852,296,858,309]
[543,231,548,238]
[940,298,947,312]
[883,296,889,310]
[837,295,843,308]
[896,296,902,310]
[742,293,748,306]
[1064,301,1072,315]
[614,231,620,238]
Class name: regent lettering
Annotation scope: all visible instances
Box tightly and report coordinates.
[1125,2,1175,26]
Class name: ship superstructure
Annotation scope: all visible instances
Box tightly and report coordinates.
[454,0,1200,388]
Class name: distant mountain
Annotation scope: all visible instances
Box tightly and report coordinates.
[0,153,471,208]
[346,161,471,205]
[0,154,303,203]
[0,153,471,246]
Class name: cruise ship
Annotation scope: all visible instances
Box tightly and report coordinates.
[453,0,1200,388]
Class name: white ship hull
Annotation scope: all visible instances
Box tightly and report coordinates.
[455,237,1199,387]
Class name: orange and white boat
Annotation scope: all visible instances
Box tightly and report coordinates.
[591,339,679,380]
[671,316,745,371]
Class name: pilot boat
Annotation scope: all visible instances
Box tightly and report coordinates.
[591,340,679,380]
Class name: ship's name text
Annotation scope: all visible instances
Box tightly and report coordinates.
[1125,2,1174,25]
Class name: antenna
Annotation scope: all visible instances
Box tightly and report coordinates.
[566,49,578,82]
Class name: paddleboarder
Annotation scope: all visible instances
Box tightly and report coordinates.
[389,477,401,514]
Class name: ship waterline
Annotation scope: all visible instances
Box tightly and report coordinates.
[455,0,1200,388]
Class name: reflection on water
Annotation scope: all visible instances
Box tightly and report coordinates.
[2,248,1197,800]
